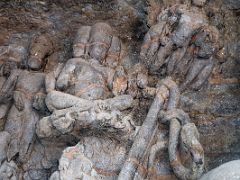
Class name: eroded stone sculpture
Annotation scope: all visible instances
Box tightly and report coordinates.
[140,4,220,91]
[73,22,121,69]
[2,70,45,162]
[0,1,237,179]
[28,33,54,70]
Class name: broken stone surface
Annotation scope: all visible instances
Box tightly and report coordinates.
[54,137,128,180]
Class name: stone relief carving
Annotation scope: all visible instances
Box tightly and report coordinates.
[0,0,238,180]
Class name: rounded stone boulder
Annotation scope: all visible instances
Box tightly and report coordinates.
[200,160,240,180]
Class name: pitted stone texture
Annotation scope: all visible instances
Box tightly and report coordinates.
[57,137,127,180]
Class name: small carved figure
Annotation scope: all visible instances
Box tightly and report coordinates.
[140,5,219,91]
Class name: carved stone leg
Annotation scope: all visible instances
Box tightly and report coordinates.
[118,82,169,180]
[45,90,93,112]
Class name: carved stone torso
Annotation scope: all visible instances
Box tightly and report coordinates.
[56,58,114,100]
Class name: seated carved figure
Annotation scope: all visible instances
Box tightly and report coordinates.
[34,23,141,179]
[140,4,219,91]
[45,23,129,101]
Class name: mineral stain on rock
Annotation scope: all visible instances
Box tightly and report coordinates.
[0,0,239,179]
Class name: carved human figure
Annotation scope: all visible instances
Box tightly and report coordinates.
[140,4,219,91]
[0,33,32,129]
[46,58,116,100]
[48,77,176,180]
[0,69,45,162]
[0,30,56,163]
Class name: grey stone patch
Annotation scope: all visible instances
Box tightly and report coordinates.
[200,160,240,180]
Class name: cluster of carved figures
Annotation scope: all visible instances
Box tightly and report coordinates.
[0,2,228,180]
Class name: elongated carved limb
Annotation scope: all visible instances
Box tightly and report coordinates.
[140,23,165,65]
[0,131,10,165]
[118,78,177,180]
[37,91,133,138]
[161,109,204,180]
[147,78,180,177]
[45,90,93,112]
[45,63,64,93]
[148,141,167,168]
